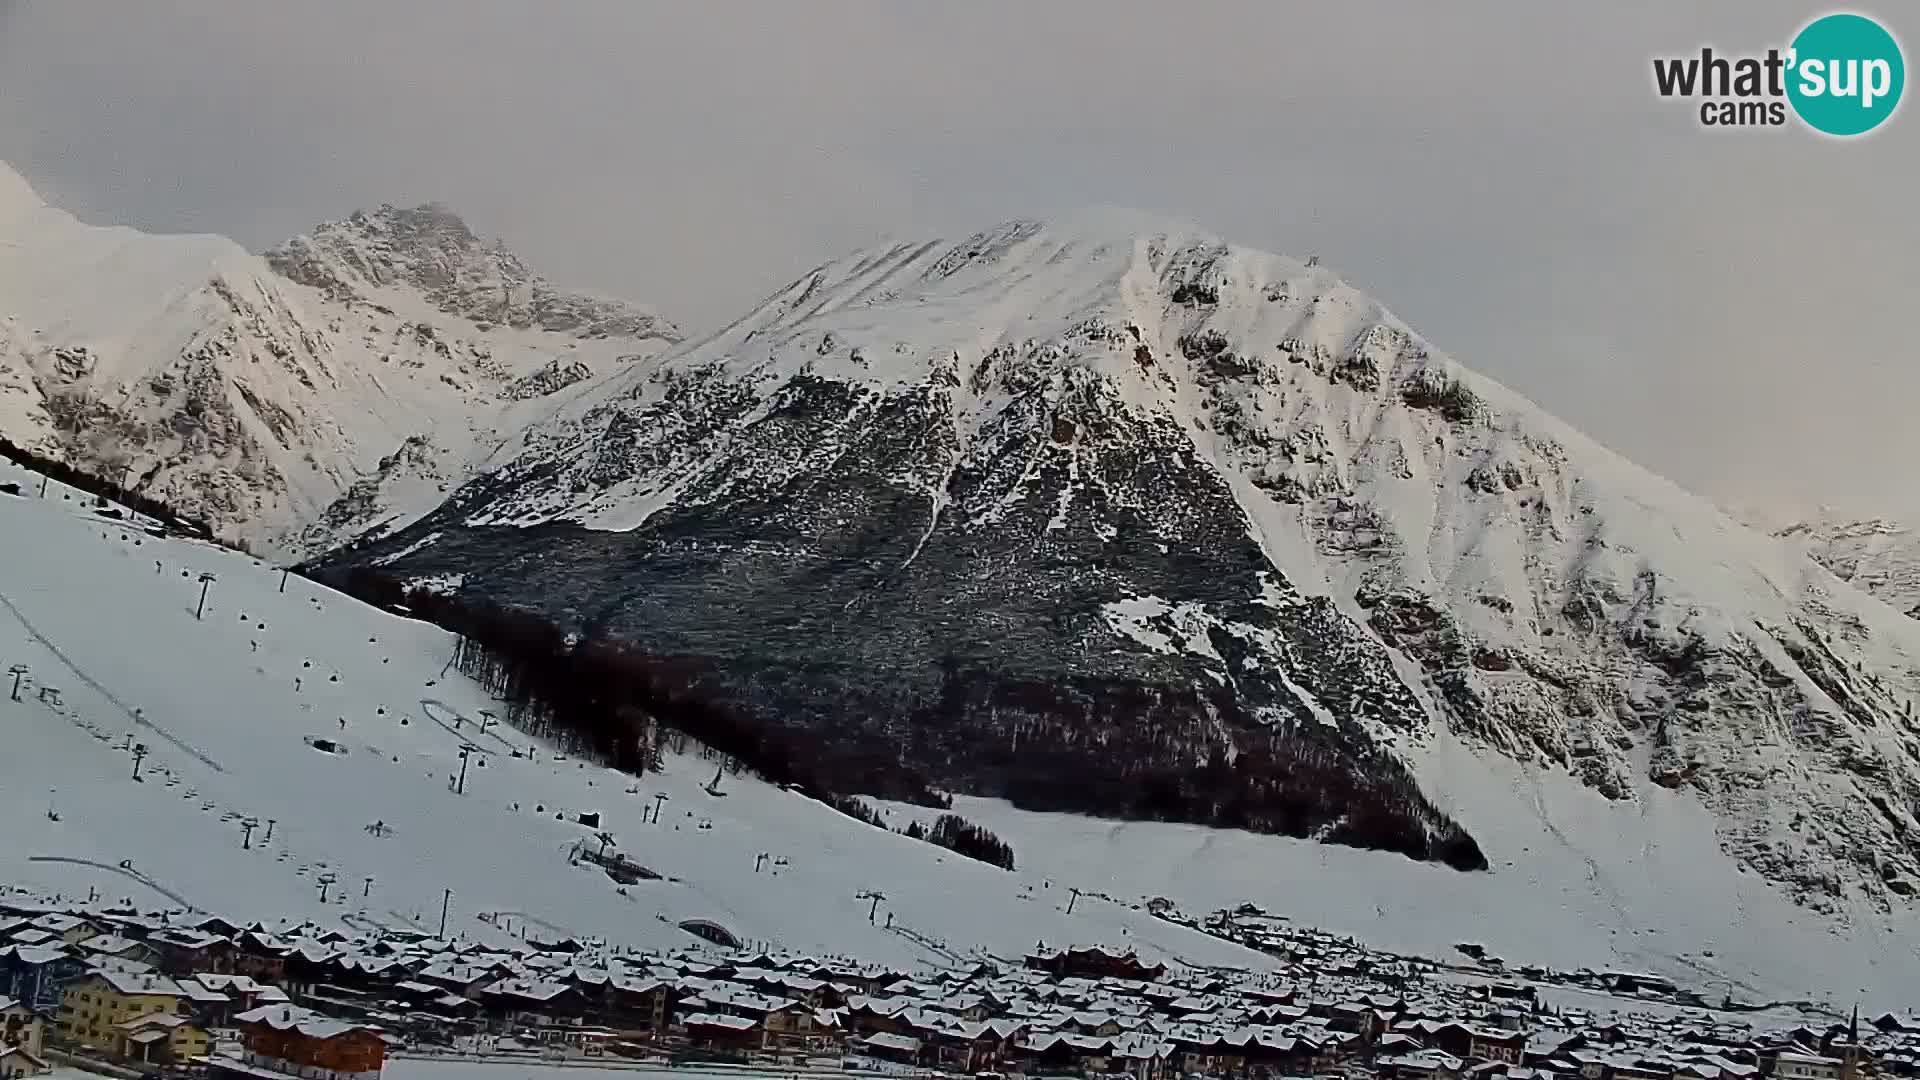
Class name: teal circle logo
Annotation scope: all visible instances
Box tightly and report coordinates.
[1787,13,1905,136]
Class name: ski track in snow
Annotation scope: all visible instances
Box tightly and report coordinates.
[0,586,227,772]
[25,854,201,911]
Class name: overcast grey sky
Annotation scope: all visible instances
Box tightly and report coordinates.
[1,2,1914,517]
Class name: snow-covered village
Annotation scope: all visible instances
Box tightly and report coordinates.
[3,891,1917,1080]
[7,8,1920,1080]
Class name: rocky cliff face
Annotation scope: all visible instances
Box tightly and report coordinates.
[265,203,680,344]
[1772,515,1920,621]
[0,162,680,552]
[318,213,1920,900]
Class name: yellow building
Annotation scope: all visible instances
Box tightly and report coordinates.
[112,1013,210,1066]
[56,971,190,1051]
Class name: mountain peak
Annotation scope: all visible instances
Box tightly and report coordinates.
[266,202,681,344]
[682,212,1404,419]
[778,212,1337,331]
[0,170,684,553]
[342,202,492,259]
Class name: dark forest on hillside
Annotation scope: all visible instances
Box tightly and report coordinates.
[0,437,223,544]
[326,565,1487,872]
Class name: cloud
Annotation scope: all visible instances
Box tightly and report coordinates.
[1,1,1914,517]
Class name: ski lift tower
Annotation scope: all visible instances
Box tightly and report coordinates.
[195,572,217,620]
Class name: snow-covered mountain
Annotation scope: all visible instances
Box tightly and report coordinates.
[320,214,1920,938]
[0,458,1265,976]
[264,202,678,344]
[6,454,1917,1007]
[1769,514,1920,621]
[0,161,680,553]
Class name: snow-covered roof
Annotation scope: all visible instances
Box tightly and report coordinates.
[86,970,185,997]
[234,1004,372,1041]
[116,1011,191,1031]
[682,1011,758,1031]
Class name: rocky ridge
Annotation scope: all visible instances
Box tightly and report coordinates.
[0,162,681,552]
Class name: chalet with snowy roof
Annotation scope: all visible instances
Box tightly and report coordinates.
[922,1017,1024,1073]
[676,981,823,1048]
[112,1010,212,1067]
[1468,1025,1529,1064]
[55,970,191,1049]
[859,1030,929,1067]
[217,1004,387,1080]
[75,932,158,967]
[478,975,585,1025]
[274,940,349,998]
[170,914,243,938]
[556,967,671,1031]
[26,914,96,947]
[1399,1020,1480,1058]
[234,933,294,985]
[1024,945,1166,983]
[1248,1030,1328,1074]
[610,974,673,1031]
[385,977,481,1024]
[681,1010,764,1053]
[1020,1030,1168,1078]
[152,927,237,975]
[412,960,496,999]
[186,973,288,1024]
[1770,1051,1849,1080]
[725,966,832,1006]
[0,946,84,1014]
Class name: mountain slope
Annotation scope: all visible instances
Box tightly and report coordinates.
[10,456,1920,1007]
[318,215,1920,922]
[0,162,681,553]
[0,457,1262,973]
[1771,514,1920,620]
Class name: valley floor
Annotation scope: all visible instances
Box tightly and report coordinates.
[877,751,1920,1009]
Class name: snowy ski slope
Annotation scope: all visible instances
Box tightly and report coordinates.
[0,456,1262,973]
